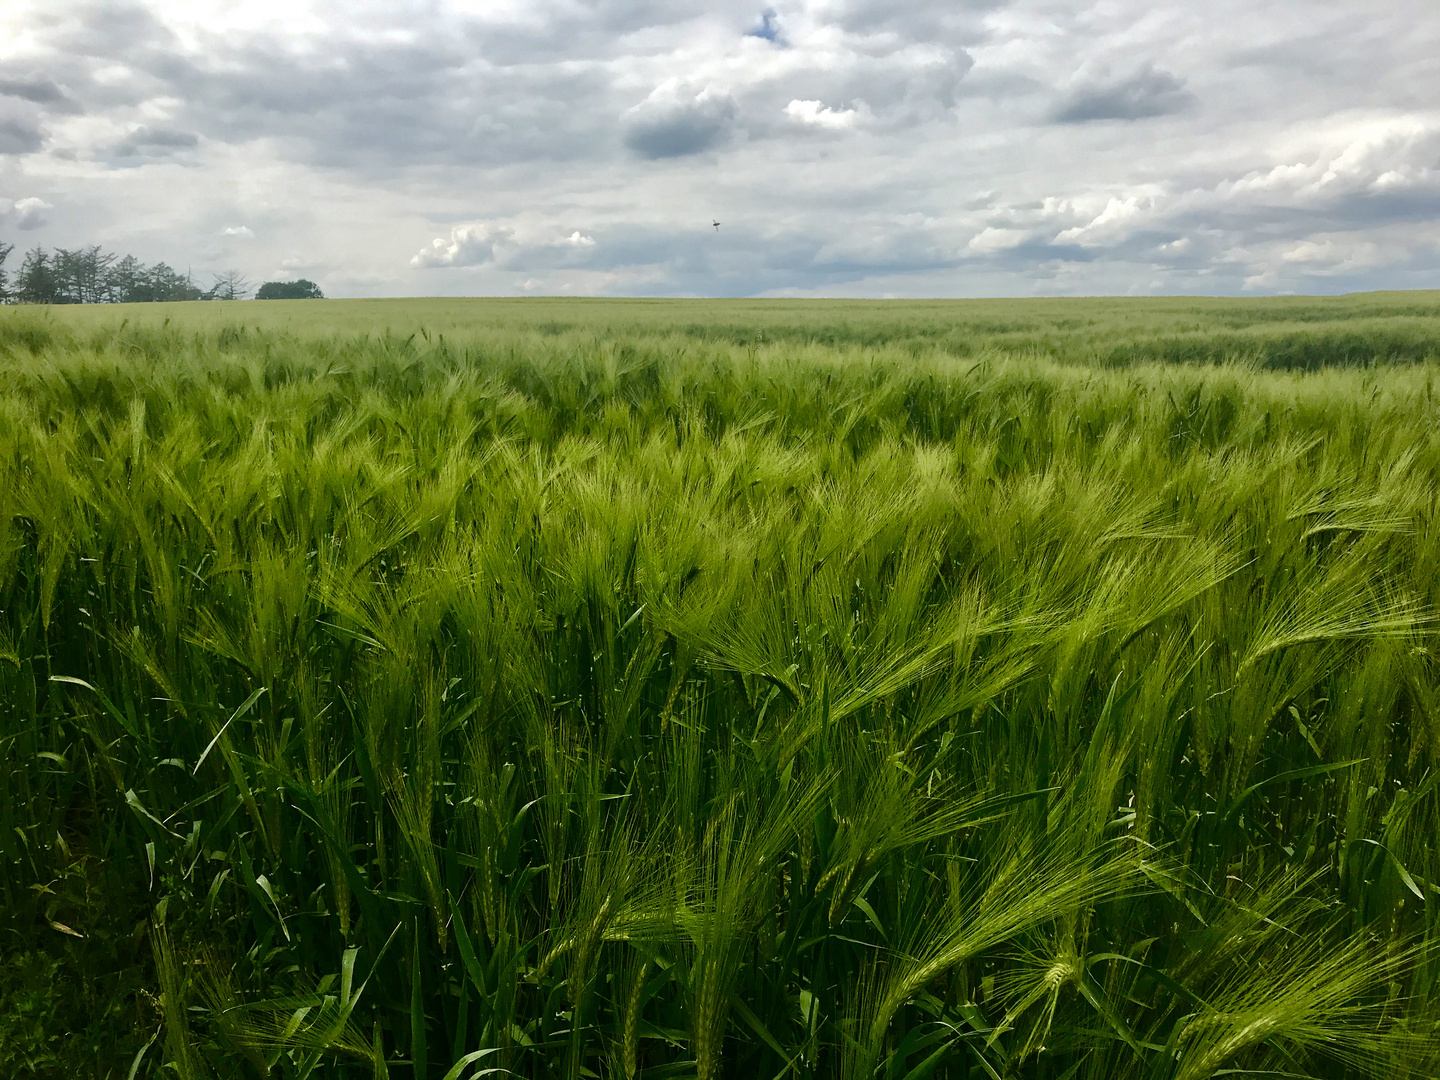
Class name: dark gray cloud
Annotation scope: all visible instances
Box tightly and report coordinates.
[623,84,737,158]
[1052,66,1194,123]
[746,9,782,43]
[0,117,43,155]
[22,9,622,172]
[0,75,80,112]
[2,196,54,229]
[0,0,985,180]
[110,125,199,159]
[5,0,988,176]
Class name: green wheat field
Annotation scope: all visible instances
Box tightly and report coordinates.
[3,293,1440,1080]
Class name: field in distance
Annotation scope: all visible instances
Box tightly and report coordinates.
[11,289,1440,368]
[1,295,1439,1080]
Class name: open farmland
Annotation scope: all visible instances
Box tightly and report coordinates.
[2,294,1440,1080]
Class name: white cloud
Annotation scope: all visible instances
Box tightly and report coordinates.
[1282,240,1336,264]
[413,223,600,270]
[222,225,255,238]
[1054,192,1161,246]
[1273,236,1383,273]
[785,99,858,130]
[412,223,514,268]
[1222,115,1440,203]
[10,196,54,230]
[276,253,327,276]
[966,227,1028,254]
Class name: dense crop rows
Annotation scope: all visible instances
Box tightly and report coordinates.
[2,300,1439,1079]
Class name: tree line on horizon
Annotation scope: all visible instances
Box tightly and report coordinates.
[0,241,322,304]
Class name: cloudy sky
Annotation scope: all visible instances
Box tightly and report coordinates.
[2,0,1438,298]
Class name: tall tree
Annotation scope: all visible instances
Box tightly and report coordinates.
[210,269,252,301]
[15,248,57,304]
[4,242,251,304]
[53,246,117,304]
[146,262,205,302]
[108,254,146,302]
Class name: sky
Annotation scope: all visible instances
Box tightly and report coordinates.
[1,0,1439,299]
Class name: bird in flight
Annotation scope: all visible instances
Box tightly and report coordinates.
[712,220,721,230]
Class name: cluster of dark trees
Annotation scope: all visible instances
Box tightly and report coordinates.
[255,279,325,300]
[0,242,323,304]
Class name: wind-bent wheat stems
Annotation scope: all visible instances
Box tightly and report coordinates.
[2,297,1439,1079]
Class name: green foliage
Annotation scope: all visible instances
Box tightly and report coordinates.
[256,279,325,300]
[5,245,209,304]
[1,296,1439,1080]
[0,948,155,1079]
